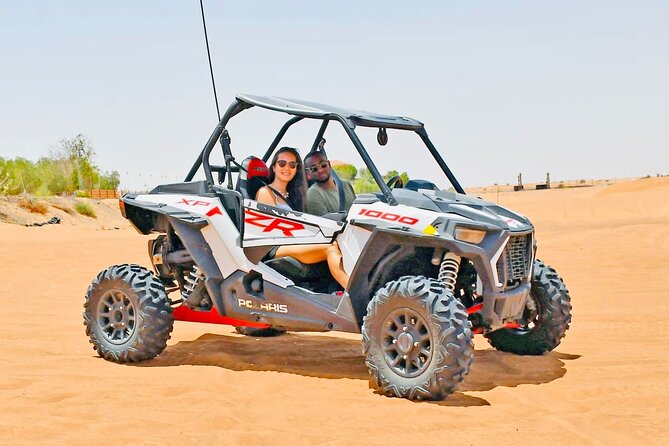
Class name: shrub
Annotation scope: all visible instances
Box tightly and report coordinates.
[75,201,96,218]
[0,174,11,195]
[19,196,49,214]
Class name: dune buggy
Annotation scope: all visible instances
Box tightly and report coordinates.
[83,94,572,400]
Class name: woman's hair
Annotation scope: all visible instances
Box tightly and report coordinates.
[268,146,307,211]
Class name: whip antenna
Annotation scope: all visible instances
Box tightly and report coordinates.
[199,0,221,121]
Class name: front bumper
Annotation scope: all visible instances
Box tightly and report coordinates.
[482,283,530,330]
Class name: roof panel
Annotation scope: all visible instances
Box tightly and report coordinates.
[236,94,423,130]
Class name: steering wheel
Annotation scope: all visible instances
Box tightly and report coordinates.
[386,175,404,189]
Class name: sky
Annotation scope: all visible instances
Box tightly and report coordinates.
[1,1,667,191]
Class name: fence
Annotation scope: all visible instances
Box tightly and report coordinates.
[86,189,120,199]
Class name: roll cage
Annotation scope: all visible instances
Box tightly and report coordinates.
[185,94,466,204]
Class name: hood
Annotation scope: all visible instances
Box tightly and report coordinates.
[390,188,533,232]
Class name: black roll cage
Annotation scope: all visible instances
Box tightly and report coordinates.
[185,96,465,204]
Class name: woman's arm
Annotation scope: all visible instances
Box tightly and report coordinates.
[255,186,276,206]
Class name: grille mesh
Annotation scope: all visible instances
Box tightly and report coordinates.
[497,234,532,284]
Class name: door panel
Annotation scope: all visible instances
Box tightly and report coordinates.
[241,200,344,248]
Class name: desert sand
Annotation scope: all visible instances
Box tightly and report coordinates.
[1,178,668,445]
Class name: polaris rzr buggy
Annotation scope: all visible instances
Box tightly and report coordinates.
[84,94,572,401]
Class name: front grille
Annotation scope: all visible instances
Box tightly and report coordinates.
[496,233,533,286]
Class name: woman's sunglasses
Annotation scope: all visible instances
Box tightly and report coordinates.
[306,161,329,173]
[275,160,298,169]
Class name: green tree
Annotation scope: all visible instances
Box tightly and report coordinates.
[2,157,42,194]
[383,169,409,185]
[99,171,121,190]
[37,157,69,195]
[352,167,379,193]
[56,134,97,190]
[332,163,357,181]
[0,134,122,196]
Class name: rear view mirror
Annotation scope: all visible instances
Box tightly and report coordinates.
[377,128,388,146]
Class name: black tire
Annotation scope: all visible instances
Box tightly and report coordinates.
[234,326,286,337]
[362,276,473,400]
[486,260,571,355]
[83,264,173,363]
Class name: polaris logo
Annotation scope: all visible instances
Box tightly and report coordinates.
[238,298,288,314]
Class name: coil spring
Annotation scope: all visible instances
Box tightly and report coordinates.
[182,265,205,301]
[438,252,461,293]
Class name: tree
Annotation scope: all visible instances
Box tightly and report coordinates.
[1,157,42,195]
[100,171,120,190]
[37,157,68,195]
[0,134,122,196]
[55,134,97,190]
[332,163,357,181]
[352,167,379,193]
[383,169,409,185]
[353,168,411,193]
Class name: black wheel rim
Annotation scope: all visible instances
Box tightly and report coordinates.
[97,289,136,345]
[381,308,432,378]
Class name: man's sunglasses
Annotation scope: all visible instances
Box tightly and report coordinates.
[275,160,298,169]
[306,161,330,173]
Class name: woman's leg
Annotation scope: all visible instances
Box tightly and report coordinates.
[325,241,349,289]
[275,244,328,264]
[275,242,349,289]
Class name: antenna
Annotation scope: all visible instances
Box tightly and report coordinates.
[199,0,221,122]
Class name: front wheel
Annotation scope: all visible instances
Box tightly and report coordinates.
[486,260,572,355]
[362,276,473,400]
[83,264,173,362]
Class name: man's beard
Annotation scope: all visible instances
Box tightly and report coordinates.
[314,173,331,184]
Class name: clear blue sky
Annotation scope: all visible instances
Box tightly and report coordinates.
[1,1,667,190]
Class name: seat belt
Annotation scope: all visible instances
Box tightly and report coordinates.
[331,170,347,213]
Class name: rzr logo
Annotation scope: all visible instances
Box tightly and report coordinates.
[179,198,210,207]
[244,209,305,236]
[358,209,419,225]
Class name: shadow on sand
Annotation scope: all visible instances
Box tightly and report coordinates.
[132,331,580,407]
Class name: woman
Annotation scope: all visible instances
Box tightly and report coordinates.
[256,146,349,289]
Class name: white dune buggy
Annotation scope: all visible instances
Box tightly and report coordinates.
[83,95,571,400]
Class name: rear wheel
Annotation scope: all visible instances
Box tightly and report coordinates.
[83,264,173,362]
[362,276,473,400]
[486,260,571,355]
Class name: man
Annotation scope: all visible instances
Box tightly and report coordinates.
[304,151,356,216]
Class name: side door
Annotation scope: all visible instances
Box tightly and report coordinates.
[241,199,344,248]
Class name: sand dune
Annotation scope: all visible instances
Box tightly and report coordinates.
[1,178,668,444]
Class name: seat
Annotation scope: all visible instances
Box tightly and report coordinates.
[405,179,440,192]
[235,156,270,200]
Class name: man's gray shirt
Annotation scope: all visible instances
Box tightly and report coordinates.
[306,181,356,216]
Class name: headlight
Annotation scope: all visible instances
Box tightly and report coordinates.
[454,227,486,244]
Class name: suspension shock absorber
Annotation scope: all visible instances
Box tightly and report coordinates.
[182,265,206,307]
[438,251,461,293]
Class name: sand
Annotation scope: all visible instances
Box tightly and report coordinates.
[1,177,668,445]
